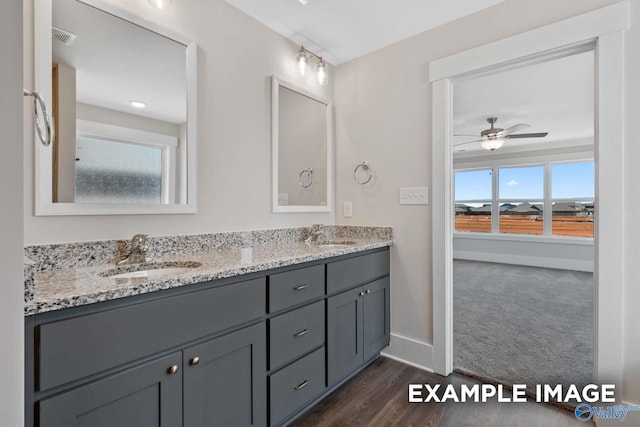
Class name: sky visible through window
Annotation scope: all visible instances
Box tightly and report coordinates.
[455,162,594,200]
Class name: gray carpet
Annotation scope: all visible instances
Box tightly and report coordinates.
[453,260,593,399]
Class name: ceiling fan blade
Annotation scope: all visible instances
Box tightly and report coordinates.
[454,139,484,146]
[499,123,529,136]
[504,132,549,139]
[453,134,479,137]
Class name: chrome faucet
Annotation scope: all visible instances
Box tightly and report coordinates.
[304,224,323,244]
[117,234,151,265]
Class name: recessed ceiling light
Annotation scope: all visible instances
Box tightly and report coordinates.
[129,100,147,108]
[298,0,310,5]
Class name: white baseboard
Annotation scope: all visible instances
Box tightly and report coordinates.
[454,250,593,272]
[380,333,434,372]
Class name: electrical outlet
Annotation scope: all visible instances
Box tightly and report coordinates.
[343,201,353,217]
[399,187,429,205]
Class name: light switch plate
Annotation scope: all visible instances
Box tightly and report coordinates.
[343,201,353,217]
[399,187,429,205]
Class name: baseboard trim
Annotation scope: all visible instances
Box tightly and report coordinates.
[380,333,434,372]
[454,250,593,272]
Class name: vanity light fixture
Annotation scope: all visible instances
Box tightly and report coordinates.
[297,46,328,86]
[148,0,173,9]
[129,100,147,108]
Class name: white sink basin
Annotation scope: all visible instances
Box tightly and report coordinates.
[309,240,357,248]
[102,261,202,279]
[109,267,195,279]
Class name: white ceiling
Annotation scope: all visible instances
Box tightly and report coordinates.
[224,0,507,65]
[453,50,594,154]
[53,0,187,124]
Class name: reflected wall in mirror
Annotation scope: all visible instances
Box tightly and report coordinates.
[272,76,333,213]
[35,0,197,215]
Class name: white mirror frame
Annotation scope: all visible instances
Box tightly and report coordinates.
[271,76,333,213]
[33,0,198,215]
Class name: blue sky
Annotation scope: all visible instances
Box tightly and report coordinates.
[455,162,594,201]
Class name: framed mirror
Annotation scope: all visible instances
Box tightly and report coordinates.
[34,0,197,215]
[272,76,333,213]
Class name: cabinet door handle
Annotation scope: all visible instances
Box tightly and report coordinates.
[189,356,200,366]
[365,289,371,294]
[167,365,179,375]
[359,291,365,297]
[293,380,309,390]
[293,284,309,291]
[293,329,308,337]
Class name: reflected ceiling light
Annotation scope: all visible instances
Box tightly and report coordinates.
[129,100,147,108]
[148,0,173,9]
[296,46,328,86]
[298,0,310,4]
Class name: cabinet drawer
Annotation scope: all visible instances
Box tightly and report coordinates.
[269,347,325,427]
[269,264,324,312]
[38,278,266,391]
[269,301,324,370]
[327,250,389,294]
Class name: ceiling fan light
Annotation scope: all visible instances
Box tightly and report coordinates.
[481,138,504,151]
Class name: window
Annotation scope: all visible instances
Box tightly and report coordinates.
[551,162,595,237]
[454,169,492,233]
[454,161,594,238]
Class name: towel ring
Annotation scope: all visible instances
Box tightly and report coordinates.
[354,161,372,185]
[299,168,313,188]
[24,89,52,147]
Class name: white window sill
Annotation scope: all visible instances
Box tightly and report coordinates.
[452,232,594,246]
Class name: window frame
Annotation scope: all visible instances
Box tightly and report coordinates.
[454,159,594,239]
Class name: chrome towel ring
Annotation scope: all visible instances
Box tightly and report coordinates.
[24,89,52,147]
[299,168,313,188]
[354,161,372,185]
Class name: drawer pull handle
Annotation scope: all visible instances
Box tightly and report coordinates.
[365,289,371,294]
[294,380,309,390]
[190,356,200,366]
[167,365,179,375]
[359,291,365,297]
[293,329,309,337]
[293,284,309,291]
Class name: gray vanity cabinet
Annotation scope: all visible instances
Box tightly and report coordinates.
[183,322,266,427]
[39,352,183,427]
[327,276,390,387]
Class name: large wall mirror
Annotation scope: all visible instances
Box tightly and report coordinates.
[272,76,333,213]
[34,0,197,215]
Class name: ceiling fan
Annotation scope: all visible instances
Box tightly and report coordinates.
[455,117,549,151]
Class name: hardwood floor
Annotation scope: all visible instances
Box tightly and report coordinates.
[292,357,590,427]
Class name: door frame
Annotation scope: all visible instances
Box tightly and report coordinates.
[430,1,628,395]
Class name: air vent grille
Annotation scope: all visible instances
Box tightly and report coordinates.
[52,26,77,46]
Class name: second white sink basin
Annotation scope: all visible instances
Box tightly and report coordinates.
[109,267,195,279]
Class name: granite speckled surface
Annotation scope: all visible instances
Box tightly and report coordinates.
[25,226,392,315]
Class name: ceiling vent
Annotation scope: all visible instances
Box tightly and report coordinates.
[52,26,77,46]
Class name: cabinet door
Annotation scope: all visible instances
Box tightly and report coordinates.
[363,277,391,361]
[39,352,182,427]
[327,287,363,386]
[183,322,267,427]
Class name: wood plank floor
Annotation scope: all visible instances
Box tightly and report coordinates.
[292,357,590,427]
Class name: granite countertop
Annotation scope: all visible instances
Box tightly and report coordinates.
[26,231,392,316]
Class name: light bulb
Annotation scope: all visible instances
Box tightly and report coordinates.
[148,0,173,9]
[317,59,328,86]
[297,50,308,76]
[480,137,504,151]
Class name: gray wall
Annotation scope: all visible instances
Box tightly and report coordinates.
[0,0,24,425]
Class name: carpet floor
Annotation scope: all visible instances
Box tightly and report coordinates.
[453,260,594,400]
